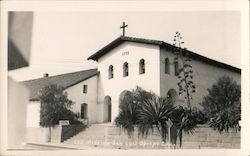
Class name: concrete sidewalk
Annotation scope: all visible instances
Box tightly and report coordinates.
[25,142,107,150]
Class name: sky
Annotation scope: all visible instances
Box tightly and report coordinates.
[8,11,241,81]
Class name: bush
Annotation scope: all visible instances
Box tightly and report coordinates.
[115,86,203,147]
[115,87,153,136]
[39,84,83,141]
[115,91,139,136]
[201,76,241,132]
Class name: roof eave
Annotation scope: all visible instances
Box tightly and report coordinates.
[88,36,240,74]
[160,43,241,74]
[63,71,99,90]
[87,37,124,61]
[87,36,163,61]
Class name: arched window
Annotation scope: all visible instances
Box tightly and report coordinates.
[165,58,170,74]
[108,65,113,79]
[123,62,129,77]
[174,61,179,76]
[139,59,145,74]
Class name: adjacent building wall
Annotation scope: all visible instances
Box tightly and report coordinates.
[25,75,98,143]
[160,48,241,108]
[65,75,98,123]
[97,42,161,123]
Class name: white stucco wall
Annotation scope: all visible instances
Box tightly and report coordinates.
[65,75,98,123]
[26,101,40,127]
[26,75,98,129]
[160,48,241,108]
[97,42,161,123]
[8,78,29,149]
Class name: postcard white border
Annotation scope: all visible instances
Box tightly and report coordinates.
[1,0,249,156]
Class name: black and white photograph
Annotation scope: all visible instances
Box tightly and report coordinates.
[0,1,249,155]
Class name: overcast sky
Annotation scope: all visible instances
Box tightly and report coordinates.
[8,11,241,81]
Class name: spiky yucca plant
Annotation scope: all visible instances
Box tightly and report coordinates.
[137,97,174,142]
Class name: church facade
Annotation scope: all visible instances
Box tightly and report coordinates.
[87,36,240,123]
[24,36,241,130]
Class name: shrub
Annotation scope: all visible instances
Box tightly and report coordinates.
[115,87,153,136]
[201,76,241,132]
[115,92,139,136]
[115,86,203,147]
[39,84,83,141]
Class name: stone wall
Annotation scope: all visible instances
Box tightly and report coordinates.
[181,125,240,149]
[105,124,240,149]
[105,125,166,149]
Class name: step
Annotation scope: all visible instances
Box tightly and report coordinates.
[63,124,110,144]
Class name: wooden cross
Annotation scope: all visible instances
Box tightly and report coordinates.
[120,22,128,36]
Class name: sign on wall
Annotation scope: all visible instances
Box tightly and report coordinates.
[59,120,70,125]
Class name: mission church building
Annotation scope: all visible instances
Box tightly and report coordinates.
[23,27,241,137]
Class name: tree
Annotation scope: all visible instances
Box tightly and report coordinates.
[200,76,241,132]
[39,84,81,142]
[173,32,196,109]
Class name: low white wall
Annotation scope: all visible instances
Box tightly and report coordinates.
[25,127,49,143]
[25,126,62,143]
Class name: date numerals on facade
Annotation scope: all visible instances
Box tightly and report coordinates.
[122,51,129,56]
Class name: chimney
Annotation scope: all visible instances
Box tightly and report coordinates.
[43,73,49,78]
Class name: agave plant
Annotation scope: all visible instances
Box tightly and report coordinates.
[137,96,174,143]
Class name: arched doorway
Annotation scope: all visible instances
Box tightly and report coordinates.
[104,96,111,122]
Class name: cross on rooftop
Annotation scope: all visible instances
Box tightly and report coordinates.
[120,22,128,36]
